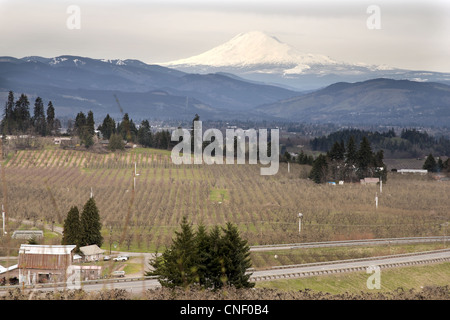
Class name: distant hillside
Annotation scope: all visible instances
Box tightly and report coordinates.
[256,78,450,126]
[0,55,299,121]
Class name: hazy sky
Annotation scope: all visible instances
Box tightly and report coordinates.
[1,0,449,72]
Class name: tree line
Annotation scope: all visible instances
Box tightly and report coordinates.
[66,111,172,151]
[422,153,450,173]
[310,128,450,157]
[308,136,387,184]
[1,91,61,136]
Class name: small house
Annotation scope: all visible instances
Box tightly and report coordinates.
[79,244,105,262]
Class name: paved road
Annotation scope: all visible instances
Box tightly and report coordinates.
[4,249,448,295]
[250,249,450,281]
[249,236,447,252]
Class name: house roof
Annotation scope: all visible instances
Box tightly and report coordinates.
[18,245,75,270]
[19,244,76,255]
[80,244,105,256]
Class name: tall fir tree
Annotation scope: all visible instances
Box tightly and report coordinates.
[149,216,199,288]
[98,114,116,140]
[423,153,437,172]
[79,197,103,247]
[345,136,357,166]
[218,222,254,289]
[137,119,152,147]
[62,206,81,248]
[33,97,47,136]
[14,93,31,132]
[1,91,15,134]
[86,110,95,137]
[357,136,374,178]
[309,154,328,184]
[46,101,55,135]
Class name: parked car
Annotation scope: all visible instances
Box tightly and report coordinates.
[111,270,125,278]
[103,255,111,261]
[113,255,129,261]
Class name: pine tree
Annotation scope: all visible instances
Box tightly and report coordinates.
[218,222,254,289]
[328,140,345,161]
[357,136,374,178]
[137,119,152,147]
[1,91,15,135]
[33,97,47,136]
[309,154,328,184]
[98,114,116,140]
[423,153,437,172]
[206,225,225,289]
[46,101,55,135]
[195,223,210,287]
[148,218,254,290]
[149,216,199,288]
[79,197,103,247]
[86,110,95,137]
[14,93,31,132]
[74,111,86,134]
[345,136,357,166]
[62,206,81,248]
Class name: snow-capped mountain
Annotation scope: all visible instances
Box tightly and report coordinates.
[163,31,337,69]
[162,31,450,90]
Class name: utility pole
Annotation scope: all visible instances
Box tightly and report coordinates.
[375,192,378,209]
[133,162,140,190]
[1,204,5,235]
[0,137,7,236]
[442,222,449,248]
[298,213,303,235]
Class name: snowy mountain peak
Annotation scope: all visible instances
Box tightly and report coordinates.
[162,31,337,68]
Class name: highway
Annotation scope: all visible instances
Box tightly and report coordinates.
[249,236,447,251]
[3,248,449,295]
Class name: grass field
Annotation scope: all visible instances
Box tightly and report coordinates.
[256,262,450,295]
[1,147,449,254]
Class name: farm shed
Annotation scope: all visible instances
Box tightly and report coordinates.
[18,244,76,285]
[360,177,379,185]
[71,265,102,281]
[397,169,428,175]
[80,244,105,262]
[53,137,72,145]
[12,230,44,240]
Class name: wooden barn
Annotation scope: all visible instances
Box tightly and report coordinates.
[18,244,76,285]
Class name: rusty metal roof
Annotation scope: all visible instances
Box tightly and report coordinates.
[18,245,76,270]
[19,244,76,255]
[18,253,72,270]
